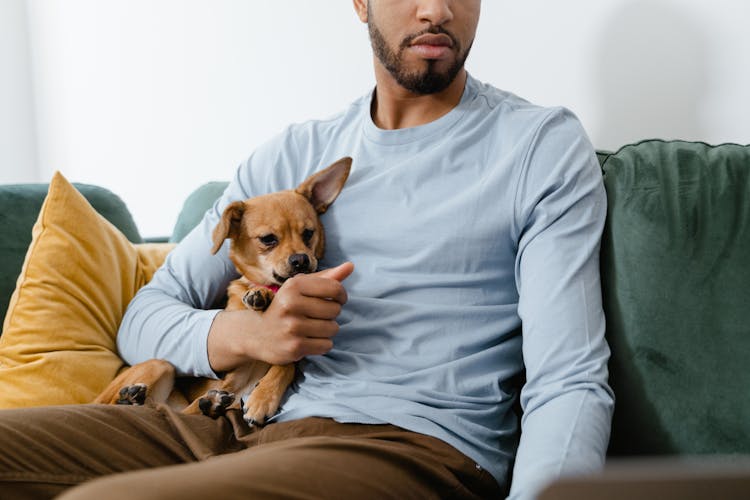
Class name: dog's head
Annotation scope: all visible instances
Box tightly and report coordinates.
[211,157,352,286]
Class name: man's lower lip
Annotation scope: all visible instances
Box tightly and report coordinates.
[409,44,452,59]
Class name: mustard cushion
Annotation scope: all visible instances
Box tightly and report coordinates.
[0,172,174,408]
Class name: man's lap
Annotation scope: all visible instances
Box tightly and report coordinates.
[0,403,500,499]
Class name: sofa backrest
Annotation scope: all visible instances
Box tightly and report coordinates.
[169,181,228,243]
[599,140,750,456]
[0,183,142,330]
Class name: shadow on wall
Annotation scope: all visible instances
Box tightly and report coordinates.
[593,0,708,150]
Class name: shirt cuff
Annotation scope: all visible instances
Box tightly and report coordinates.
[189,308,223,379]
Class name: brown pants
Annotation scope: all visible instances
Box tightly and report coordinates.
[0,404,502,499]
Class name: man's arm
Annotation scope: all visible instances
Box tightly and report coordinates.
[508,109,615,499]
[117,179,245,378]
[117,151,351,378]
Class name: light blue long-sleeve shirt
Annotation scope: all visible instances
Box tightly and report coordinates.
[118,74,614,498]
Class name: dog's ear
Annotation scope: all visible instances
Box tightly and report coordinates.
[296,157,352,214]
[211,201,246,254]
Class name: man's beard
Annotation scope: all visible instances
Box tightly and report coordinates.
[368,20,472,95]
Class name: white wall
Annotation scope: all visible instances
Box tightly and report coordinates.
[0,0,38,182]
[474,0,750,150]
[5,0,750,237]
[24,1,371,237]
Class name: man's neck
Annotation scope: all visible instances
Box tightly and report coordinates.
[370,66,468,130]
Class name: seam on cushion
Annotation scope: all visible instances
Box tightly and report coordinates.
[608,139,750,158]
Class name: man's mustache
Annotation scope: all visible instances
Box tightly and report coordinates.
[399,26,460,52]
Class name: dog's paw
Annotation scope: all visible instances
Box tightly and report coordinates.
[198,389,235,418]
[243,387,282,427]
[242,288,274,311]
[116,383,147,405]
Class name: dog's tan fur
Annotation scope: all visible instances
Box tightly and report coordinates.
[96,157,351,425]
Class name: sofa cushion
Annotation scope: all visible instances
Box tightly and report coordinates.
[170,181,228,243]
[600,140,750,455]
[0,181,142,327]
[0,172,174,407]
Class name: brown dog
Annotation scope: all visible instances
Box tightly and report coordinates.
[95,157,352,425]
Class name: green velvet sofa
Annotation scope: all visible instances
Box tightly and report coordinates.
[1,140,749,492]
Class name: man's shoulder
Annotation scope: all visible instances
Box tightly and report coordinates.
[471,77,571,122]
[467,76,587,145]
[283,92,370,142]
[468,75,536,112]
[238,92,370,191]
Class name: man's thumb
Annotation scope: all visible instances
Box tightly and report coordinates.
[317,262,354,282]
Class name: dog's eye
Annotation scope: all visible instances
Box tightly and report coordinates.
[259,234,278,247]
[302,229,315,245]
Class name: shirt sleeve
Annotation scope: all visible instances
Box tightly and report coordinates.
[507,109,615,499]
[116,157,263,378]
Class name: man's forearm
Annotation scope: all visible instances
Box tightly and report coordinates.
[117,286,221,378]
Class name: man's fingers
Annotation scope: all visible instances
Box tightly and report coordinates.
[294,296,342,320]
[263,262,351,363]
[315,262,354,283]
[281,321,338,361]
[297,337,335,360]
[303,318,340,339]
[283,273,350,304]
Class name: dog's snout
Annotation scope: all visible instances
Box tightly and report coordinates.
[288,254,311,274]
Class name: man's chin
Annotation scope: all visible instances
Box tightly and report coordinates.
[395,67,459,95]
[391,53,465,94]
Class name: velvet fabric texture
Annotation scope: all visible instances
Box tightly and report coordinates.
[600,140,750,455]
[0,181,142,326]
[169,181,228,243]
[0,173,174,407]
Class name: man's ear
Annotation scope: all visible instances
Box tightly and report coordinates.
[296,157,352,214]
[353,0,368,23]
[211,201,246,254]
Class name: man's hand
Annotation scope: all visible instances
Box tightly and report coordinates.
[207,262,354,372]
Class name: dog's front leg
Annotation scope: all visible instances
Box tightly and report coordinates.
[182,364,265,418]
[243,364,296,426]
[242,286,276,311]
[183,388,238,418]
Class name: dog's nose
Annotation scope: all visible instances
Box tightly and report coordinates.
[288,254,311,275]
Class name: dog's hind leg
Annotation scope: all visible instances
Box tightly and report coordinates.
[94,359,176,406]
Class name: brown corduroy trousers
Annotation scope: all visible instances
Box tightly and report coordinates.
[0,403,502,499]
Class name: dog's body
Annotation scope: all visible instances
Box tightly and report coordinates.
[96,157,352,425]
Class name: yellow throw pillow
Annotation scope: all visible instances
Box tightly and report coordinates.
[0,172,175,408]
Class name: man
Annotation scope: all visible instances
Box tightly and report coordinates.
[0,1,613,498]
